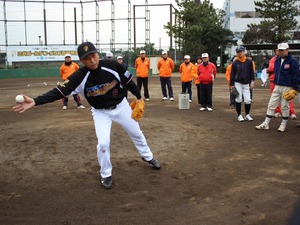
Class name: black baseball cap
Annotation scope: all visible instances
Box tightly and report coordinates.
[77,41,98,59]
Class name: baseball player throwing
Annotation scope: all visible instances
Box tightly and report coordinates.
[13,42,161,189]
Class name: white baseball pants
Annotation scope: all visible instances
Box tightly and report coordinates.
[234,82,251,104]
[266,85,291,117]
[91,98,153,178]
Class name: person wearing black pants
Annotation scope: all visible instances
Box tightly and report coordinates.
[197,53,217,112]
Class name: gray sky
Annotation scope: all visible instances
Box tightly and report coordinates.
[0,0,224,52]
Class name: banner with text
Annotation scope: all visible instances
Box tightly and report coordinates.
[7,46,79,62]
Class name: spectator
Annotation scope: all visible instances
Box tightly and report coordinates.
[230,46,255,122]
[157,51,175,101]
[198,53,217,112]
[59,53,85,110]
[135,50,150,101]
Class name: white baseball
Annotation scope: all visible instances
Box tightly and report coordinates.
[15,95,24,103]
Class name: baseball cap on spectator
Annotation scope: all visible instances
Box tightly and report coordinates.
[184,55,190,59]
[106,52,114,58]
[201,53,209,58]
[278,43,289,50]
[236,46,245,52]
[77,41,98,59]
[162,50,167,55]
[117,56,123,60]
[140,50,146,54]
[64,53,71,58]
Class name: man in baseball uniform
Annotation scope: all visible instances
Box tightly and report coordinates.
[13,42,161,189]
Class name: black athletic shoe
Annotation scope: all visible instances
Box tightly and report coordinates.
[101,176,112,189]
[142,157,161,169]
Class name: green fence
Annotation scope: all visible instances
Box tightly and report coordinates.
[0,68,60,79]
[0,67,152,79]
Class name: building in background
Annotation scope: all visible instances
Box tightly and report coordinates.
[222,0,300,59]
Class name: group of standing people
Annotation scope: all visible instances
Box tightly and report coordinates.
[226,43,300,132]
[135,50,175,101]
[135,50,218,111]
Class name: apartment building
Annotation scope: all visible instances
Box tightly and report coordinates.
[222,0,300,58]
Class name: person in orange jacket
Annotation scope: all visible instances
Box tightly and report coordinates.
[197,53,217,111]
[59,54,85,110]
[225,56,237,108]
[179,55,197,102]
[135,50,150,101]
[193,56,203,105]
[268,49,297,119]
[157,51,175,101]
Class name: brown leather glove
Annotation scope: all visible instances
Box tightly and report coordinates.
[130,99,145,121]
[283,89,297,101]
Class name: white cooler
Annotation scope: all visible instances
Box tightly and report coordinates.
[178,93,190,109]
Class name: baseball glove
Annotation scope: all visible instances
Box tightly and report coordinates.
[130,99,145,121]
[230,86,239,98]
[283,89,297,101]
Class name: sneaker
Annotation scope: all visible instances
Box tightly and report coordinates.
[274,112,281,118]
[255,122,269,130]
[142,157,161,169]
[199,107,206,111]
[278,123,286,132]
[101,176,112,189]
[290,114,297,120]
[162,97,168,101]
[189,100,192,103]
[145,98,150,101]
[207,107,213,112]
[244,114,253,121]
[170,97,174,101]
[77,105,85,109]
[62,106,67,110]
[237,115,244,122]
[230,104,235,109]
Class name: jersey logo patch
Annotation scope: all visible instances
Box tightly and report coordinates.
[86,80,118,97]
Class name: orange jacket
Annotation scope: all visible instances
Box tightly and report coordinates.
[193,63,200,84]
[157,57,174,77]
[135,57,150,78]
[60,62,79,80]
[225,64,232,87]
[197,62,217,84]
[179,62,197,82]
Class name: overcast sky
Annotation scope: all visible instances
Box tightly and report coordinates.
[0,0,224,52]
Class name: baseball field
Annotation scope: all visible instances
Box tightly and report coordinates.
[1,73,300,225]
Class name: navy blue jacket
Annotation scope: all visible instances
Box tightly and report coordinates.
[230,58,255,86]
[274,53,300,90]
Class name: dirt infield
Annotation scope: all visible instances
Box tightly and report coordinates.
[1,74,300,225]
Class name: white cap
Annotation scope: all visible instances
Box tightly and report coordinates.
[184,55,190,59]
[106,52,114,58]
[278,43,289,50]
[162,50,167,55]
[117,56,123,60]
[201,53,209,58]
[140,50,146,54]
[64,53,71,58]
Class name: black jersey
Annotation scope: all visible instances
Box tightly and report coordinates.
[34,59,141,109]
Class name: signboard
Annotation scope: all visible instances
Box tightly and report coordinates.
[6,46,79,62]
